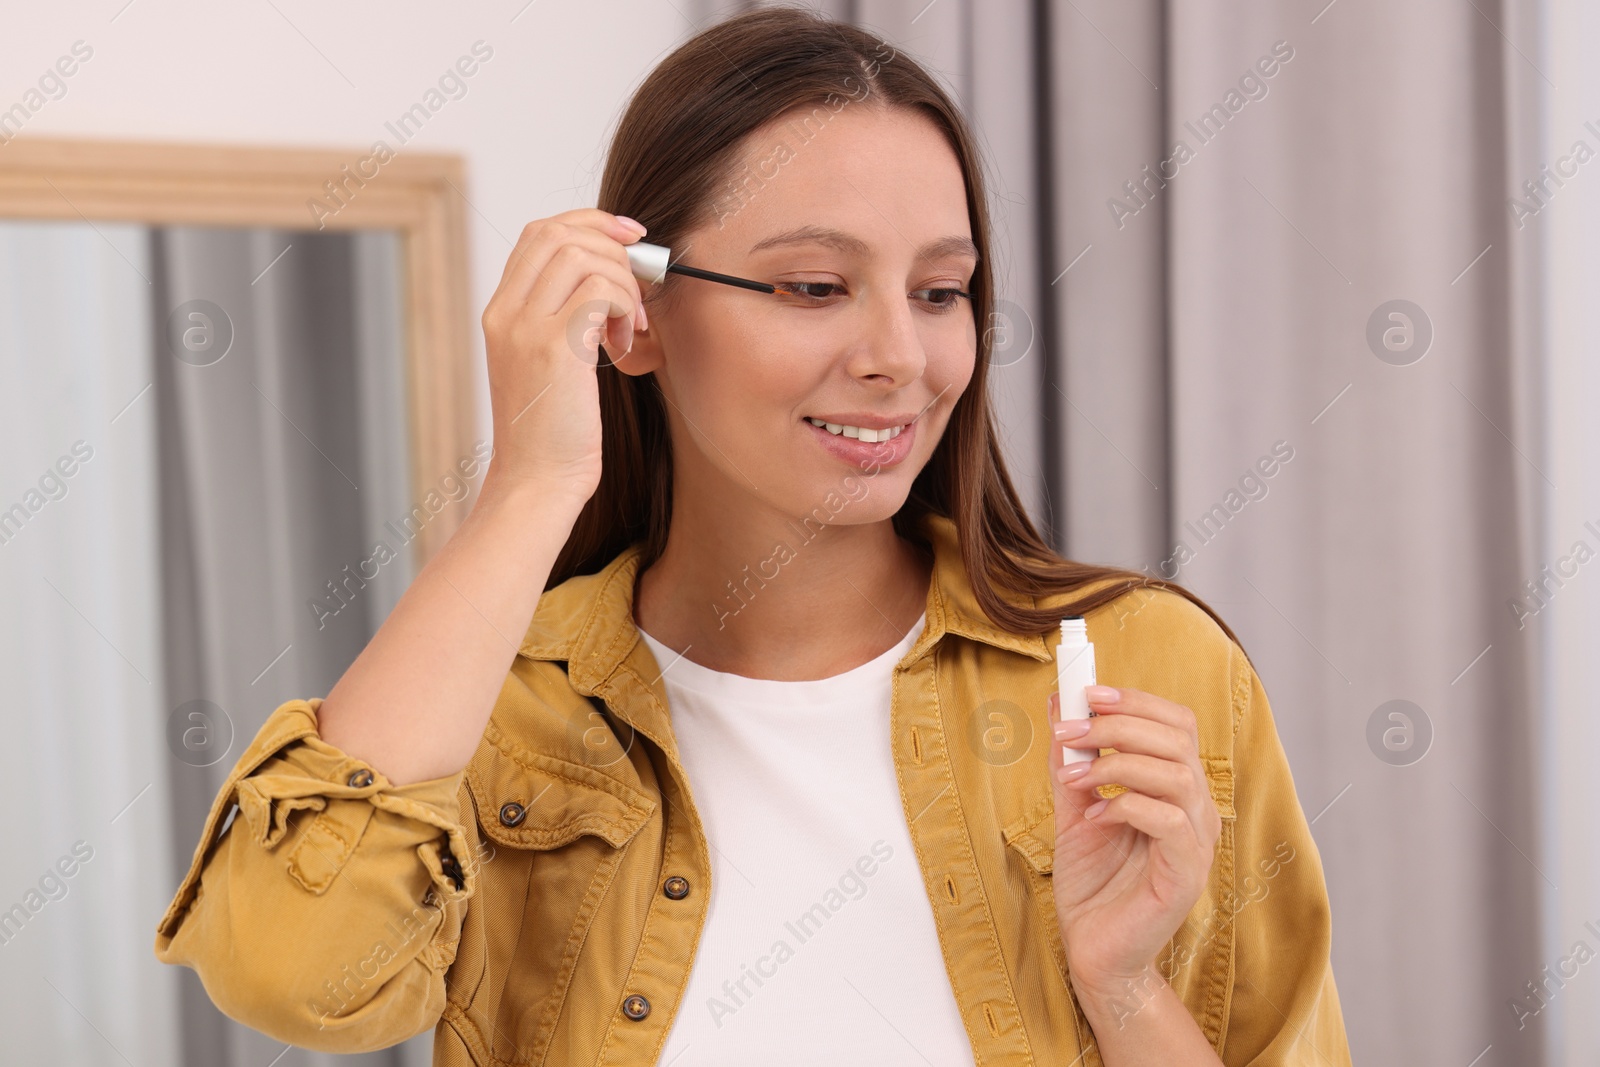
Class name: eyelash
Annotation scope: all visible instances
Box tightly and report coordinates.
[777,281,968,312]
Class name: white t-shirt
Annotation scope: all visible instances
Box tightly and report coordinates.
[637,610,977,1066]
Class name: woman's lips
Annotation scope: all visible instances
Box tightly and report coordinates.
[803,417,917,467]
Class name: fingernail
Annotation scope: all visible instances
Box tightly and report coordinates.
[637,298,649,331]
[1085,798,1109,819]
[1085,685,1119,705]
[615,215,648,235]
[1055,719,1091,739]
[1060,762,1091,780]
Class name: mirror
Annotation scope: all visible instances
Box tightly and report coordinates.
[0,137,474,1066]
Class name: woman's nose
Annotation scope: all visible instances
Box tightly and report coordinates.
[850,291,928,383]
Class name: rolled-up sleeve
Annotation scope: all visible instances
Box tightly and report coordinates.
[154,697,481,1053]
[1224,648,1353,1066]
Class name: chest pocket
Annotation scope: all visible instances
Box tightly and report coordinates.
[1000,755,1236,875]
[464,728,657,851]
[999,756,1239,1062]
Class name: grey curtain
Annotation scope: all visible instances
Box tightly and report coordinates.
[153,225,429,1066]
[711,0,1551,1062]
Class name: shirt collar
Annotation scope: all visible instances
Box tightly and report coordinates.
[517,511,1054,695]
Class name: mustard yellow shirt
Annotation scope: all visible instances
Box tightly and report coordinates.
[155,511,1352,1065]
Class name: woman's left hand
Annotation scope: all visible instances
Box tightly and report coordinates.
[1046,685,1222,1002]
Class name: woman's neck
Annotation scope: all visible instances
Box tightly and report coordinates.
[634,512,932,681]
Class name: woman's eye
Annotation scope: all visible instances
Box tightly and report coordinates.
[780,281,842,300]
[776,282,968,310]
[916,288,966,310]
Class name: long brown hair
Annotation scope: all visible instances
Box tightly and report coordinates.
[551,5,1249,664]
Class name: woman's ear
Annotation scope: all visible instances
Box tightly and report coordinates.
[609,315,663,377]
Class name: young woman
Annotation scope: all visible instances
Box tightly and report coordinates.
[156,8,1351,1065]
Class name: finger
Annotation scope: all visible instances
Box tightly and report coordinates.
[1058,751,1194,805]
[527,245,640,341]
[1048,695,1107,828]
[560,207,648,240]
[1049,688,1101,733]
[1059,751,1216,846]
[1086,686,1199,739]
[526,241,641,316]
[557,272,643,363]
[1048,689,1101,765]
[1085,790,1207,877]
[497,209,642,287]
[497,216,644,312]
[1053,710,1192,764]
[1050,755,1104,825]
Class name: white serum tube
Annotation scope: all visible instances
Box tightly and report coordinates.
[1056,617,1098,764]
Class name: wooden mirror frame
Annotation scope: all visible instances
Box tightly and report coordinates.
[0,136,476,562]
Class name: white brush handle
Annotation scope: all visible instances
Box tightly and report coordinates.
[626,241,670,284]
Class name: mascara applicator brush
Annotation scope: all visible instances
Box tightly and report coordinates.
[626,240,782,294]
[625,237,974,306]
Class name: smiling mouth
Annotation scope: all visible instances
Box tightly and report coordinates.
[803,417,909,443]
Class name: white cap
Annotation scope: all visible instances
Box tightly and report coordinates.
[626,241,670,284]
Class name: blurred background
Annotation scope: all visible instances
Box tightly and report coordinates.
[1,0,1595,1064]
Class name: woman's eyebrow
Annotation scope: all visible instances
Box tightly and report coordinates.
[748,225,979,262]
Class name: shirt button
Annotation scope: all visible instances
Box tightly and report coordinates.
[663,876,690,900]
[347,769,374,788]
[499,802,527,827]
[622,994,651,1020]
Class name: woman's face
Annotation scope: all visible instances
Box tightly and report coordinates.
[618,102,979,529]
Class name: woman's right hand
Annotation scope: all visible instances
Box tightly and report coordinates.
[480,208,649,502]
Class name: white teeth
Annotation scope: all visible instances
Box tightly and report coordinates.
[806,417,906,443]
